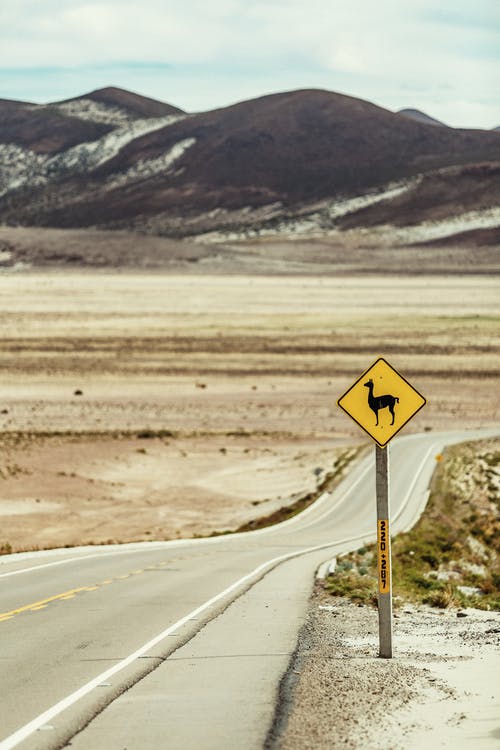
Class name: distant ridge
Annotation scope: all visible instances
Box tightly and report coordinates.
[398,108,448,127]
[57,86,184,118]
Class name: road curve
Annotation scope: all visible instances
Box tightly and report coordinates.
[0,429,497,750]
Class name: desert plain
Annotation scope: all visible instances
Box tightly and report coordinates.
[0,267,499,553]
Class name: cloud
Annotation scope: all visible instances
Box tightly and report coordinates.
[0,0,498,127]
[420,1,500,31]
[0,1,250,66]
[3,0,498,69]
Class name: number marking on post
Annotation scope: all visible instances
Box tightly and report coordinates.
[377,519,391,594]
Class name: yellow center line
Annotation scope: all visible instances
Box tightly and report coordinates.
[0,586,91,620]
[0,564,157,623]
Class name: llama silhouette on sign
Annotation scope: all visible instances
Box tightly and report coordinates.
[364,379,399,426]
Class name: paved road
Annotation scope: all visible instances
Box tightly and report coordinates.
[0,430,496,750]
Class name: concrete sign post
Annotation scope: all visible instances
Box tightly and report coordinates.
[337,358,426,658]
[376,444,392,657]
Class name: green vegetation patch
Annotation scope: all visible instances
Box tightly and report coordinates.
[324,438,500,610]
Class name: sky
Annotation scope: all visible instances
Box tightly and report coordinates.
[1,0,499,129]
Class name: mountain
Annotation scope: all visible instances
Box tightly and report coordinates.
[94,90,485,200]
[0,87,499,239]
[397,108,448,127]
[56,86,184,120]
[0,97,114,154]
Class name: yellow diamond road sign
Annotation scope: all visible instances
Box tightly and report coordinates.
[337,358,426,448]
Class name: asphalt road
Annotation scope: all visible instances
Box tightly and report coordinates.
[0,430,496,750]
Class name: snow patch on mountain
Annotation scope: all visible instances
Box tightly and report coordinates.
[195,181,419,242]
[53,99,136,126]
[195,188,500,244]
[387,206,500,243]
[326,179,420,220]
[50,114,187,172]
[106,138,196,188]
[0,114,188,197]
[0,144,47,196]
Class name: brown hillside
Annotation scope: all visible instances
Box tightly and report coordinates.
[0,98,114,154]
[94,89,500,205]
[338,162,500,229]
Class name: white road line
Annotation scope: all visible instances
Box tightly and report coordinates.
[393,439,443,528]
[0,535,367,750]
[280,460,373,535]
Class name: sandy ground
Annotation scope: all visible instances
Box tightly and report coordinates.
[0,432,349,548]
[274,587,500,750]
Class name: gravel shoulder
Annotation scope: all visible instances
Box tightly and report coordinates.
[272,586,500,749]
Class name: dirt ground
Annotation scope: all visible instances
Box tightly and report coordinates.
[1,224,499,275]
[0,272,499,552]
[273,587,500,750]
[0,432,348,549]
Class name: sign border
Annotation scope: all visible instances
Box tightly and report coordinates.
[337,357,427,448]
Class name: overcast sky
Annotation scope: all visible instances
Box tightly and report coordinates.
[1,0,499,128]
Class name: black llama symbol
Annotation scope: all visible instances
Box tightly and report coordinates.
[364,379,399,426]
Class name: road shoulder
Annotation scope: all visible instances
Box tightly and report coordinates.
[65,549,333,750]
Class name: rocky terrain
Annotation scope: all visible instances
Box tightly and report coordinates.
[0,86,499,247]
